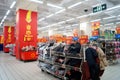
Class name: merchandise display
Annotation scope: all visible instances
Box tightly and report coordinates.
[0,0,120,80]
[38,42,83,80]
[105,40,119,65]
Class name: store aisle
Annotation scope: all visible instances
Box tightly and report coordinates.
[101,59,120,80]
[0,52,57,80]
[0,51,120,80]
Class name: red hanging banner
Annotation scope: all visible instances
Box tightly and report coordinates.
[3,26,15,53]
[116,27,120,34]
[91,22,100,30]
[92,30,99,36]
[79,35,88,44]
[16,9,37,61]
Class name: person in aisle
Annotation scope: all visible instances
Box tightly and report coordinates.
[68,37,81,55]
[92,43,108,77]
[85,42,100,80]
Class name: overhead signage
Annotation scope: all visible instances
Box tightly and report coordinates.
[93,4,107,13]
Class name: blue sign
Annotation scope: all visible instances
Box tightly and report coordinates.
[72,37,79,41]
[90,36,99,40]
[115,34,120,38]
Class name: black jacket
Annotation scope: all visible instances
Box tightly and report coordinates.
[85,47,98,66]
[68,42,81,54]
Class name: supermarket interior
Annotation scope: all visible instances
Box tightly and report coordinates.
[0,0,120,80]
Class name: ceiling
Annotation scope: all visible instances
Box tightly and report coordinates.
[0,0,120,35]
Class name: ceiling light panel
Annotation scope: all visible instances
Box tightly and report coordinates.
[66,18,74,22]
[103,16,116,19]
[10,1,16,8]
[68,1,82,9]
[55,9,65,14]
[46,14,54,18]
[47,3,63,9]
[39,18,45,22]
[30,0,43,4]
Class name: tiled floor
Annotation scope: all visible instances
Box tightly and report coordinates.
[0,51,120,80]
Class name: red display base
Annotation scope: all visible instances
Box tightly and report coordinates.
[3,48,9,53]
[21,51,38,61]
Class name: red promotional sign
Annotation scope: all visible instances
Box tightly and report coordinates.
[0,35,4,44]
[79,35,88,44]
[3,26,15,53]
[92,22,100,30]
[116,27,120,34]
[66,36,73,44]
[16,9,37,61]
[92,30,99,36]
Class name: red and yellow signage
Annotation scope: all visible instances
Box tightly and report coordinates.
[116,27,120,34]
[3,26,15,53]
[0,35,4,44]
[92,30,99,36]
[16,9,37,61]
[73,29,79,37]
[79,35,88,44]
[92,22,100,30]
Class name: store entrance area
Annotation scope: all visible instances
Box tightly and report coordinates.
[0,51,120,80]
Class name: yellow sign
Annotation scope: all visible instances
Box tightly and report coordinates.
[26,10,32,23]
[8,27,11,33]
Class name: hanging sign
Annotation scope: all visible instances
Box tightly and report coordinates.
[79,35,88,44]
[92,30,99,36]
[91,22,100,30]
[116,27,120,34]
[93,4,107,13]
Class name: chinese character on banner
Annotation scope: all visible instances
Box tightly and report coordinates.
[7,27,12,43]
[92,22,100,30]
[23,10,33,42]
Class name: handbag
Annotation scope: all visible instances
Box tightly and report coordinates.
[81,46,91,80]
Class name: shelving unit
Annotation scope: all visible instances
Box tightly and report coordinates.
[38,49,83,80]
[105,40,119,65]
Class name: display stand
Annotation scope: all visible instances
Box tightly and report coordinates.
[38,46,83,80]
[105,40,118,65]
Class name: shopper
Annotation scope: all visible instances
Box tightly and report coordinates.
[85,43,100,80]
[92,44,108,76]
[68,37,81,55]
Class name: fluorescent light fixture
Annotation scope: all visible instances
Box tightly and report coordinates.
[10,1,16,8]
[47,3,63,9]
[1,19,4,23]
[3,15,7,20]
[66,18,74,22]
[90,19,101,22]
[107,5,120,11]
[30,0,43,4]
[68,2,82,9]
[6,10,10,16]
[103,16,116,19]
[46,14,54,18]
[105,23,113,26]
[55,9,65,14]
[77,15,88,19]
[72,24,79,26]
[49,23,57,27]
[58,21,65,24]
[39,18,45,22]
